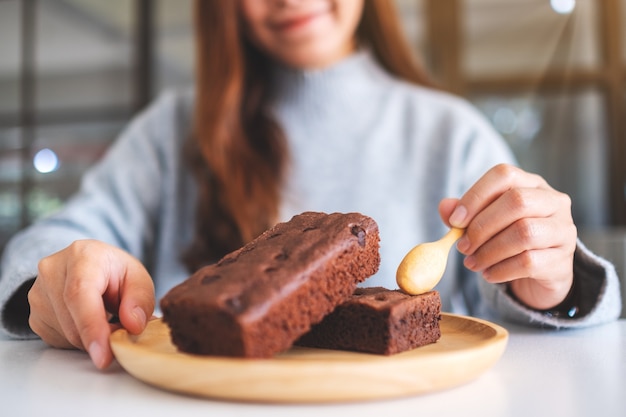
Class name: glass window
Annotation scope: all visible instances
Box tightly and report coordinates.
[0,127,26,249]
[0,147,22,184]
[0,127,21,155]
[0,127,24,250]
[395,0,427,57]
[29,120,125,200]
[35,0,135,113]
[0,120,124,249]
[463,0,600,78]
[0,184,22,251]
[0,1,21,118]
[472,90,609,227]
[155,0,194,92]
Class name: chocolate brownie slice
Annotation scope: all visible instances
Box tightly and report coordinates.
[297,287,441,355]
[160,211,380,358]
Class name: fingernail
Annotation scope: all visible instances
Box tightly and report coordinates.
[464,255,477,270]
[132,306,147,329]
[457,236,470,253]
[449,205,467,227]
[88,341,105,369]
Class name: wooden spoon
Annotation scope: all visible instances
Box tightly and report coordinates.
[396,227,464,295]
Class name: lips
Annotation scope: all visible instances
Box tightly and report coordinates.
[269,6,332,35]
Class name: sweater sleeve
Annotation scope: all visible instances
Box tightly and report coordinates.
[451,99,622,327]
[0,91,182,338]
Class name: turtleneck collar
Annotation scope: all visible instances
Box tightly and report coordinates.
[269,49,393,109]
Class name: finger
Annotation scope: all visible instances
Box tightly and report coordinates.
[438,198,459,228]
[28,310,74,349]
[449,164,550,229]
[460,188,568,255]
[465,217,569,273]
[29,264,83,350]
[115,264,155,336]
[50,299,86,350]
[63,262,113,370]
[480,248,565,284]
[109,321,124,334]
[29,282,81,350]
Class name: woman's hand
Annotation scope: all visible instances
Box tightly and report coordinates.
[439,164,577,311]
[28,240,155,369]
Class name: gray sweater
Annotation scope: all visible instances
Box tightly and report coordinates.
[0,51,621,338]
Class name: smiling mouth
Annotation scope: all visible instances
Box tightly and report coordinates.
[270,9,330,33]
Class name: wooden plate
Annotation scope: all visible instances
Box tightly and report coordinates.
[110,313,508,403]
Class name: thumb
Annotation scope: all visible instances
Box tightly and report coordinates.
[117,263,155,336]
[439,197,460,227]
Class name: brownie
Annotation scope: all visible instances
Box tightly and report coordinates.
[160,211,380,358]
[296,287,441,355]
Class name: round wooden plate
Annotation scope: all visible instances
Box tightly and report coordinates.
[110,313,508,403]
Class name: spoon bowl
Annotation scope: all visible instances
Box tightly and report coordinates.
[396,227,464,295]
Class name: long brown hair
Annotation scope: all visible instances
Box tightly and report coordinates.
[183,0,432,272]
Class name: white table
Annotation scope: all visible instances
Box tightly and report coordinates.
[1,319,624,417]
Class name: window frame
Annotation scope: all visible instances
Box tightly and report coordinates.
[424,0,626,225]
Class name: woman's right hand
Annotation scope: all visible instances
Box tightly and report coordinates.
[28,240,155,370]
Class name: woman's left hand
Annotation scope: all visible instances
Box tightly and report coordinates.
[439,163,577,310]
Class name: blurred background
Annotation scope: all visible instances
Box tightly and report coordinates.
[0,0,624,314]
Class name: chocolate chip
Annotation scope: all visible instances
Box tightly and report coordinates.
[274,251,288,261]
[351,225,366,247]
[201,274,221,285]
[224,296,244,313]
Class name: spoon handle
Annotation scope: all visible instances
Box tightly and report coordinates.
[441,227,464,248]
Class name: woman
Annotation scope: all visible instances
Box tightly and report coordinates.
[0,0,621,370]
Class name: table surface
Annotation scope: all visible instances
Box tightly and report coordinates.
[1,318,624,417]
